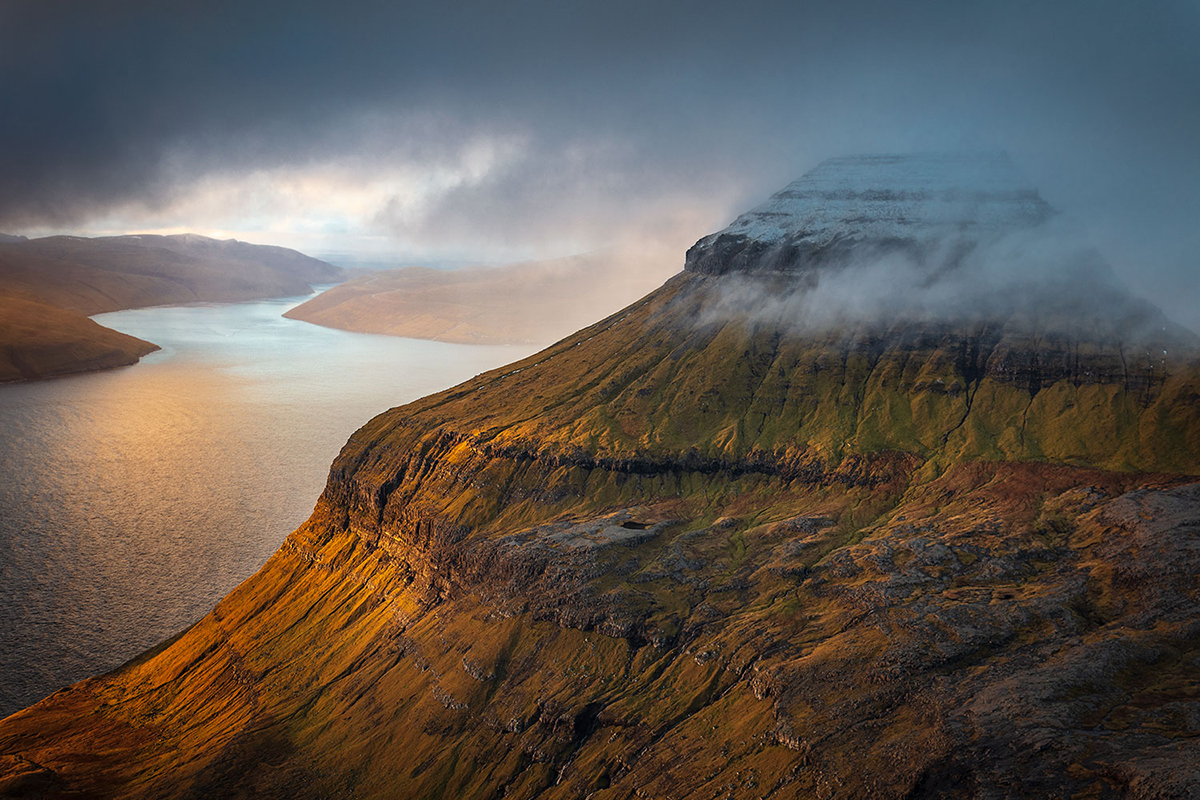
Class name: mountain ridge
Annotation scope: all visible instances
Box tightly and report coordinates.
[686,152,1055,277]
[0,232,344,315]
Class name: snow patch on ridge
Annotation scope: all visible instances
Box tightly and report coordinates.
[686,153,1056,276]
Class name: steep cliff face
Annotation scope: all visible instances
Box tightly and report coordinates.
[3,157,1200,799]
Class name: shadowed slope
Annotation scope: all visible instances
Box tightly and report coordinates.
[0,234,344,315]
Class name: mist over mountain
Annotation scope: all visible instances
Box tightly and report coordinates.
[687,153,1054,277]
[2,1,1197,327]
[689,154,1194,347]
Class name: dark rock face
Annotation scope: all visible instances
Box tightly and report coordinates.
[686,153,1054,277]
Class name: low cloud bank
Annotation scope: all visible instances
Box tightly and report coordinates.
[697,218,1193,347]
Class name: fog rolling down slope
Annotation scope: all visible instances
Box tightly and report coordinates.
[3,154,1200,799]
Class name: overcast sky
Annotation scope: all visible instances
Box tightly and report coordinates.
[2,0,1197,322]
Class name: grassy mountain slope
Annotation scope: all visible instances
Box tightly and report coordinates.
[2,268,1199,799]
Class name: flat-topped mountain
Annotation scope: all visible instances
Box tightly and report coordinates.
[3,157,1199,798]
[687,153,1054,276]
[0,233,344,381]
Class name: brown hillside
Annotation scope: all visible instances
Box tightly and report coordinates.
[0,291,158,382]
[0,233,344,315]
[284,250,679,345]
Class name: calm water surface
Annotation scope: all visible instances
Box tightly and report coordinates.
[0,294,534,717]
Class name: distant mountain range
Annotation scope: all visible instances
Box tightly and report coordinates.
[0,233,343,381]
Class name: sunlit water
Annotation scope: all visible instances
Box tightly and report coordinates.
[0,293,534,717]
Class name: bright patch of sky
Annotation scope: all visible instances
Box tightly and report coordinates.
[26,132,539,261]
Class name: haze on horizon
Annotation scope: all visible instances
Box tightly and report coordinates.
[2,0,1198,327]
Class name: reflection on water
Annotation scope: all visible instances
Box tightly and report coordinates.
[0,294,534,717]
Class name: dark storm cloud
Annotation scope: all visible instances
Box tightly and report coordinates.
[2,0,1197,321]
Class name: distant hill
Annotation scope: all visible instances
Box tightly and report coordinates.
[0,291,158,382]
[0,233,344,315]
[284,250,680,345]
[0,233,344,381]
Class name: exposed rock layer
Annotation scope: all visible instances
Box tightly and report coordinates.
[686,153,1054,276]
[3,267,1199,798]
